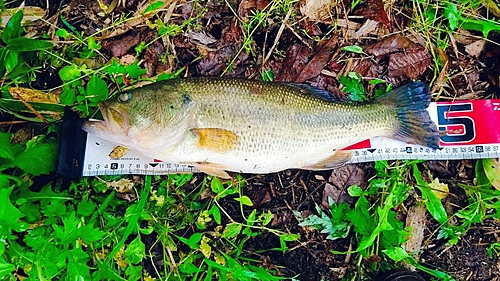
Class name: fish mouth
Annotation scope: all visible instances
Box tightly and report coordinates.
[82,102,130,135]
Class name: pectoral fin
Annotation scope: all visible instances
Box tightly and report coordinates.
[303,150,354,170]
[191,128,239,153]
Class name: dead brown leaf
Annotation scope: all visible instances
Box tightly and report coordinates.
[388,49,431,79]
[238,0,271,19]
[300,0,336,22]
[9,87,58,104]
[321,183,355,210]
[103,29,142,57]
[143,33,166,76]
[465,40,486,58]
[403,203,427,258]
[321,164,366,209]
[196,19,245,76]
[354,0,391,29]
[250,189,272,208]
[276,44,312,82]
[295,35,338,83]
[365,34,420,57]
[1,6,46,28]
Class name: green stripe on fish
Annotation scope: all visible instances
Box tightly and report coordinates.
[83,77,440,178]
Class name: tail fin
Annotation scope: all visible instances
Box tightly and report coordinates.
[378,82,440,149]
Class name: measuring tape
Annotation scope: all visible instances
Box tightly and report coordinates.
[56,100,500,177]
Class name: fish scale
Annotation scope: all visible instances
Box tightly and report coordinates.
[83,77,439,178]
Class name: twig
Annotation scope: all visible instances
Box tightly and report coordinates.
[262,7,293,66]
[0,120,28,126]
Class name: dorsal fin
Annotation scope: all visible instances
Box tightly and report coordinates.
[285,83,348,102]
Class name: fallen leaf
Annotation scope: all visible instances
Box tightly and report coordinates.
[196,19,245,76]
[1,6,46,28]
[276,44,312,82]
[353,59,383,78]
[295,35,338,83]
[365,34,420,57]
[322,164,366,208]
[250,189,272,208]
[321,182,355,210]
[483,158,500,190]
[388,49,431,79]
[428,178,449,200]
[426,161,452,177]
[482,0,500,18]
[403,203,426,257]
[465,39,486,58]
[103,29,143,57]
[354,19,381,39]
[143,32,165,76]
[300,0,336,22]
[238,0,271,19]
[354,0,391,29]
[106,178,134,193]
[9,87,58,104]
[188,31,218,45]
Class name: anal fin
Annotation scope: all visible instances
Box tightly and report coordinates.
[182,161,232,179]
[303,150,354,170]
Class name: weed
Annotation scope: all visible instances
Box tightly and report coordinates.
[295,160,460,280]
[0,10,53,85]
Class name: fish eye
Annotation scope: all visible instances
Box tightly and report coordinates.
[118,93,132,102]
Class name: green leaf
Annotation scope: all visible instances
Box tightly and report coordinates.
[80,224,105,244]
[59,65,81,82]
[347,185,363,197]
[56,28,70,38]
[413,164,448,224]
[125,236,146,264]
[177,233,202,249]
[444,3,460,30]
[339,72,365,101]
[144,1,165,13]
[235,195,253,206]
[210,205,221,224]
[0,187,24,238]
[4,50,19,73]
[0,133,15,160]
[86,76,109,102]
[341,45,363,53]
[125,264,142,281]
[6,37,53,52]
[260,210,273,226]
[260,69,274,81]
[482,158,500,189]
[126,61,146,79]
[247,209,257,226]
[459,16,500,38]
[211,177,224,194]
[2,10,23,43]
[60,87,77,105]
[67,247,91,279]
[383,246,410,262]
[15,141,58,176]
[222,223,242,239]
[77,198,97,217]
[0,262,15,279]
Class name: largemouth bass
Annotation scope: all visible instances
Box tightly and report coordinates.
[83,77,440,178]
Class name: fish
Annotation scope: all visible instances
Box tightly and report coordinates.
[82,77,440,178]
